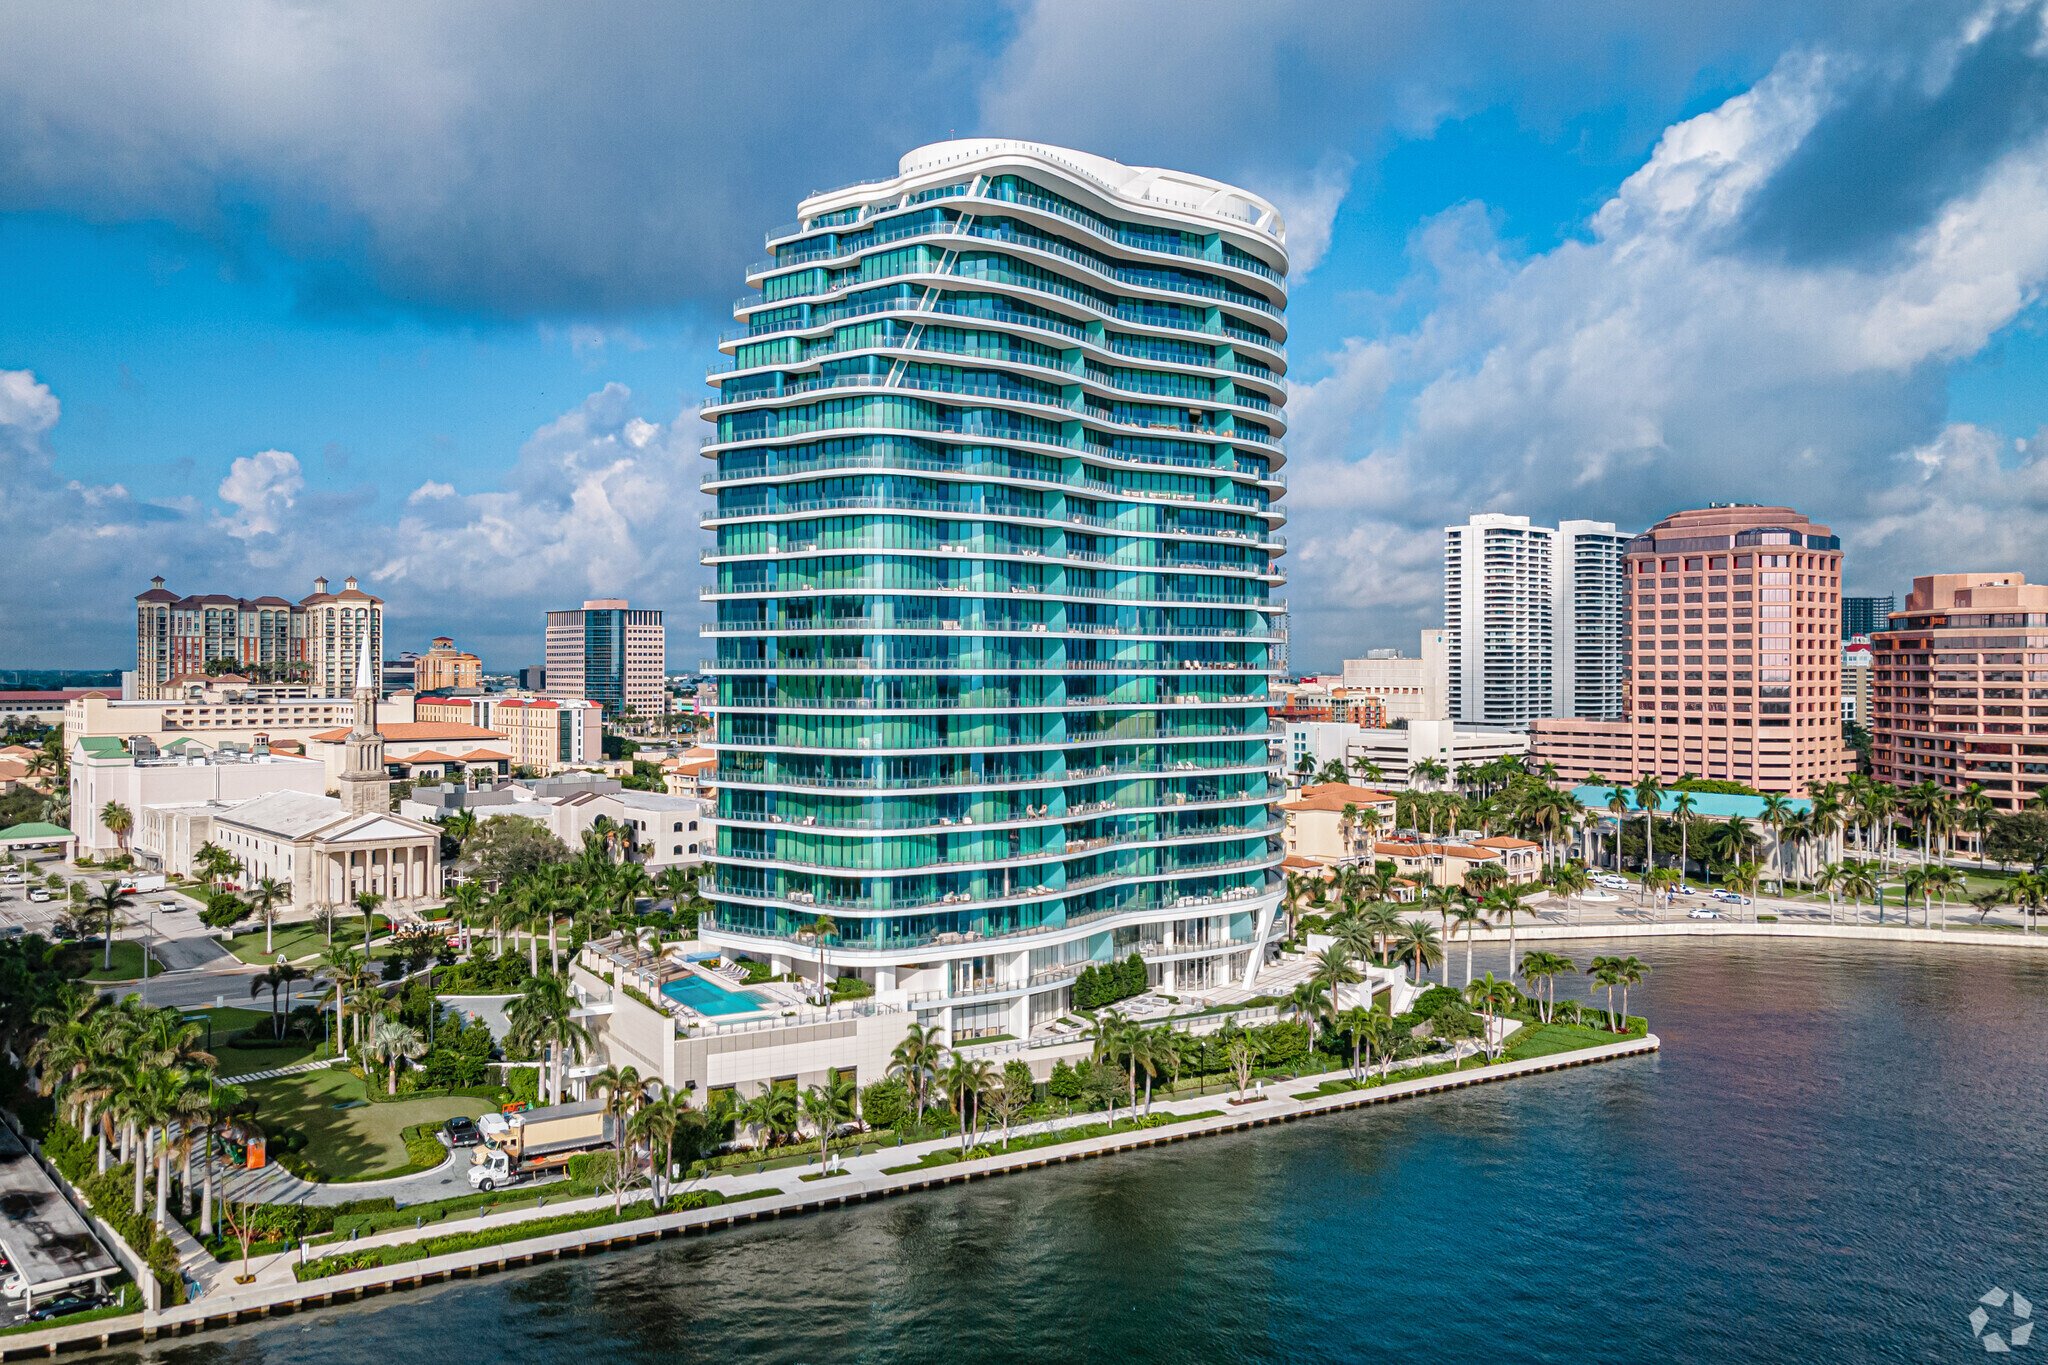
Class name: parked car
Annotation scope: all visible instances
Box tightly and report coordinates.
[1687,907,1722,920]
[26,889,50,903]
[26,1291,111,1321]
[0,872,24,885]
[443,1115,481,1148]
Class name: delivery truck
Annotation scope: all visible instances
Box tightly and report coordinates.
[467,1098,614,1190]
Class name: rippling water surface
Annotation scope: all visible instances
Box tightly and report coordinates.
[100,940,2048,1363]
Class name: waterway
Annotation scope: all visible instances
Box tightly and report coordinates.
[95,939,2048,1362]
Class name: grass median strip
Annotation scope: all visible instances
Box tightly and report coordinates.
[295,1187,781,1280]
[879,1109,1224,1175]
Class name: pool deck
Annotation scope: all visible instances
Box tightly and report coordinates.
[0,1030,1657,1359]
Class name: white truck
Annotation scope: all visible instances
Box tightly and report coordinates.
[466,1099,614,1191]
[119,874,168,895]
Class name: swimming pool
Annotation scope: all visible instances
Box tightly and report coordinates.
[660,972,765,1016]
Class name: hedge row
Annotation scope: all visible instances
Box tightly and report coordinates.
[37,1120,181,1298]
[295,1187,754,1280]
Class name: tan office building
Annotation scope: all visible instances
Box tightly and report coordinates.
[412,637,483,693]
[1871,573,2048,811]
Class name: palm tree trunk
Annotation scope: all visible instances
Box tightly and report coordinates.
[200,1131,215,1237]
[155,1141,171,1228]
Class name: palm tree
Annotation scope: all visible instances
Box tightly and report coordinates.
[1424,886,1462,986]
[1759,793,1792,893]
[1588,955,1624,1031]
[1669,791,1698,880]
[1391,918,1442,984]
[1612,956,1649,1028]
[197,1081,254,1236]
[249,962,306,1039]
[1632,774,1664,888]
[1335,1006,1373,1080]
[941,1054,995,1154]
[1412,757,1449,792]
[1361,1011,1400,1082]
[194,841,242,894]
[353,890,385,953]
[1519,950,1573,1023]
[1963,788,1999,868]
[1605,784,1631,872]
[1359,900,1404,964]
[1130,1028,1175,1113]
[629,1091,691,1203]
[505,976,590,1105]
[1447,898,1485,986]
[1286,980,1326,1039]
[1464,972,1516,1060]
[590,1063,644,1209]
[1919,865,1964,930]
[329,946,379,1053]
[366,1016,426,1095]
[799,1072,856,1165]
[800,914,838,1005]
[1309,943,1361,1006]
[1545,862,1590,923]
[86,880,135,974]
[888,1020,944,1121]
[1837,859,1879,923]
[99,801,134,855]
[248,877,288,955]
[1482,886,1526,979]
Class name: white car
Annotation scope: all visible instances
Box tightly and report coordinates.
[1,872,24,885]
[1687,907,1721,920]
[26,889,50,903]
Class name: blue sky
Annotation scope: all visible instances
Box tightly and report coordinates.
[2,1,2045,671]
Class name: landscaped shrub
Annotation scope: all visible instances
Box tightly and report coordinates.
[565,1150,619,1186]
[857,1076,910,1133]
[198,892,249,929]
[1072,953,1148,1010]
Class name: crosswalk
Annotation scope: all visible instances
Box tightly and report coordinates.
[223,1058,336,1084]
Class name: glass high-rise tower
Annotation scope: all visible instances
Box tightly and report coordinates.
[699,140,1289,1041]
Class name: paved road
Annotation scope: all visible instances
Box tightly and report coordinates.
[216,1137,540,1209]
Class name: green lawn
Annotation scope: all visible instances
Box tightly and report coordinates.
[1502,1022,1625,1062]
[73,939,168,981]
[176,1005,329,1077]
[226,916,395,964]
[249,1065,489,1181]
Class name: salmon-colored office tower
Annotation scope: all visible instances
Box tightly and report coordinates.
[1530,504,1856,794]
[1871,573,2048,811]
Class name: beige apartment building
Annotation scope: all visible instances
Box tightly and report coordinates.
[1871,573,2048,811]
[412,636,483,693]
[1530,504,1855,795]
[414,695,600,775]
[135,574,383,699]
[1279,782,1400,866]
